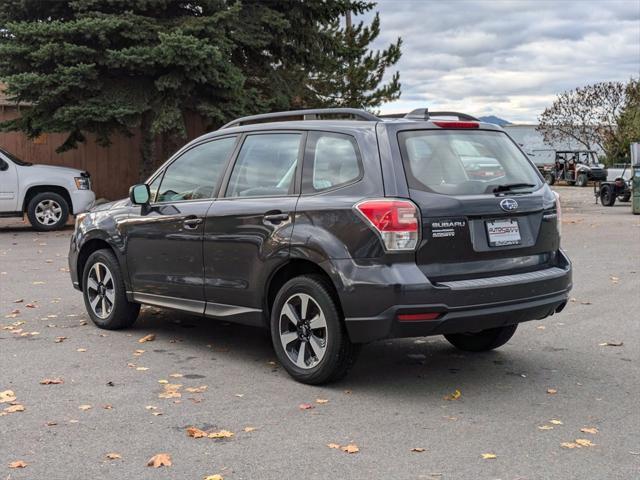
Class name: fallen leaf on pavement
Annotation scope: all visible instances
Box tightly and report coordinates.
[4,404,25,413]
[14,298,23,303]
[580,427,598,434]
[186,427,208,439]
[208,430,234,439]
[136,367,149,371]
[159,384,181,399]
[327,443,341,449]
[316,398,329,404]
[8,460,27,469]
[147,453,172,468]
[481,453,497,459]
[575,438,595,447]
[411,447,426,452]
[444,389,461,401]
[0,390,16,403]
[54,336,67,343]
[299,403,314,410]
[77,348,87,352]
[538,425,554,430]
[204,475,223,480]
[106,453,121,460]
[138,334,156,343]
[40,378,63,385]
[78,405,92,411]
[243,426,256,432]
[550,419,563,425]
[169,373,183,378]
[561,442,578,449]
[547,388,558,394]
[599,341,623,347]
[185,385,207,393]
[341,444,359,454]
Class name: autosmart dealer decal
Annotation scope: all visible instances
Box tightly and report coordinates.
[430,219,467,238]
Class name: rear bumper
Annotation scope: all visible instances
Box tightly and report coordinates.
[330,250,572,343]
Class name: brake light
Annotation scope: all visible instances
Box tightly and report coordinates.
[355,199,420,251]
[554,191,562,238]
[433,121,479,129]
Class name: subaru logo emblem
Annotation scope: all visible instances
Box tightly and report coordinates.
[500,198,518,212]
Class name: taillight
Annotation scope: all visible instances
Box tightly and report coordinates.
[432,121,479,129]
[553,191,562,238]
[355,199,420,251]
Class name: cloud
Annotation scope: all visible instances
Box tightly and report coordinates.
[362,0,640,122]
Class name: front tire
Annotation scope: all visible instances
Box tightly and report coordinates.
[270,275,359,385]
[444,324,517,352]
[576,173,588,187]
[544,173,555,185]
[27,192,69,231]
[82,249,140,329]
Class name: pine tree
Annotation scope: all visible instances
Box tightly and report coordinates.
[0,0,401,179]
[306,11,402,109]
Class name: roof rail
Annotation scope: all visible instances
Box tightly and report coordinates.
[220,108,380,129]
[404,108,480,122]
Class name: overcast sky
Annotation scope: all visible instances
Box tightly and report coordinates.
[364,0,640,123]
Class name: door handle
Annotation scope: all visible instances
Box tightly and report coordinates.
[183,216,203,229]
[263,211,289,224]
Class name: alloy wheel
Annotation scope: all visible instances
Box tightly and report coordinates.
[35,199,62,226]
[279,293,328,369]
[86,262,115,319]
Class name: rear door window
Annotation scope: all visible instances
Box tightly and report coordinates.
[398,130,542,195]
[225,133,302,198]
[303,132,362,193]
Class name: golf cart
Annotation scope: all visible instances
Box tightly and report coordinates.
[594,164,632,206]
[546,150,607,186]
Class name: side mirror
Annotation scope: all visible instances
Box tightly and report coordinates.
[129,184,150,205]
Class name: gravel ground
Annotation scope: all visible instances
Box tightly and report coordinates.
[1,185,639,480]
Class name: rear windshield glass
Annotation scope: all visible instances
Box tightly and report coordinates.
[398,130,542,195]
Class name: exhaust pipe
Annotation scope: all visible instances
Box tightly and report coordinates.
[555,301,567,314]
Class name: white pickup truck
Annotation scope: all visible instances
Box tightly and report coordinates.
[0,147,95,230]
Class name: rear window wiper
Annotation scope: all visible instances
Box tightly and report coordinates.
[492,183,535,194]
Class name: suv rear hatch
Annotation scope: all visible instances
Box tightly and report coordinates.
[397,124,561,282]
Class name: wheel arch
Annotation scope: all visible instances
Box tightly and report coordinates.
[76,237,118,291]
[264,258,343,327]
[22,185,72,213]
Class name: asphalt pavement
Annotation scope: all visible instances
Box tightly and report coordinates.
[1,185,639,480]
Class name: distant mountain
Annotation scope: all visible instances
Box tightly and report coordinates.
[478,115,510,126]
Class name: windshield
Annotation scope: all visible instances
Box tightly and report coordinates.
[398,130,542,195]
[0,147,32,166]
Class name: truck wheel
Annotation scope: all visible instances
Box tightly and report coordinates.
[27,192,69,231]
[444,324,518,352]
[576,173,588,187]
[620,192,631,202]
[270,275,360,385]
[544,173,555,185]
[600,185,616,206]
[82,249,140,329]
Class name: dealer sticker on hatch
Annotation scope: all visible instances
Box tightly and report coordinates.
[486,219,521,246]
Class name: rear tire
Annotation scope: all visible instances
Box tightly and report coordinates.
[576,173,588,187]
[27,192,69,231]
[444,324,517,352]
[270,275,360,385]
[82,249,140,330]
[600,185,616,206]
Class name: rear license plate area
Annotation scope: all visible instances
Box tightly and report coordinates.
[486,218,521,246]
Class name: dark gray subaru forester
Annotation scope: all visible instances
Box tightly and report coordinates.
[69,108,572,384]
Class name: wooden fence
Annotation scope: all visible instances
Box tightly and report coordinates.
[0,106,208,200]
